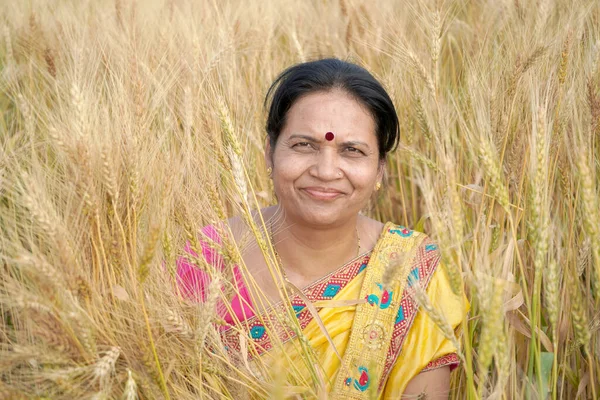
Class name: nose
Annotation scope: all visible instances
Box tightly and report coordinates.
[309,148,342,180]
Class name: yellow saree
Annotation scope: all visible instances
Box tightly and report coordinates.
[215,222,468,399]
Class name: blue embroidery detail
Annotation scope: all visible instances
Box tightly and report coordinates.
[408,267,420,287]
[292,304,305,315]
[425,244,438,252]
[389,226,413,237]
[366,293,379,305]
[250,325,265,339]
[323,283,341,298]
[395,305,405,323]
[358,263,368,273]
[345,377,352,386]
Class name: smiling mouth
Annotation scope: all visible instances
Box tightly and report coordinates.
[301,187,345,201]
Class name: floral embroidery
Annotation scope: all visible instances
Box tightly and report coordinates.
[362,321,385,350]
[353,367,370,391]
[365,283,393,309]
[249,325,266,340]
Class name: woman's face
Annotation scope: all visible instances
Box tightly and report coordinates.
[266,89,384,228]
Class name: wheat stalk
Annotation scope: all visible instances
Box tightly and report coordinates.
[123,369,138,400]
[3,25,14,65]
[138,222,161,283]
[477,278,504,374]
[410,282,464,363]
[575,148,600,292]
[93,347,120,388]
[477,137,510,212]
[162,309,193,338]
[567,268,591,355]
[1,1,600,397]
[430,10,441,90]
[396,45,436,97]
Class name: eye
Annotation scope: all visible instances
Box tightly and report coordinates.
[292,142,315,151]
[345,146,365,155]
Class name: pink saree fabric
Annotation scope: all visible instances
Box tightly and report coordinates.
[175,225,255,323]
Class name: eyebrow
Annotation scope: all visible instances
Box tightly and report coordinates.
[288,134,371,148]
[289,134,318,142]
[342,140,370,148]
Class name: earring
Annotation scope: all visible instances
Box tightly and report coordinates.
[267,166,272,177]
[375,182,381,191]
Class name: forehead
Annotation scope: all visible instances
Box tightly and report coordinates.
[282,89,377,141]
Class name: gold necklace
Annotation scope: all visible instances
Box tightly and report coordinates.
[269,221,361,282]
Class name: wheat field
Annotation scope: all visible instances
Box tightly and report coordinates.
[0,0,599,398]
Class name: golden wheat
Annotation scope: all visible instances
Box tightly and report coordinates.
[1,0,599,398]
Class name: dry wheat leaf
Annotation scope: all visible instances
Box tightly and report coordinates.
[112,284,129,301]
[576,370,590,398]
[503,290,524,312]
[507,311,553,352]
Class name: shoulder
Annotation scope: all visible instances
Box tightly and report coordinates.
[361,218,435,253]
[221,206,276,241]
[219,206,280,256]
[377,221,441,282]
[357,215,385,250]
[378,221,434,251]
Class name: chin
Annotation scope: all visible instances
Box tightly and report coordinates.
[291,206,354,227]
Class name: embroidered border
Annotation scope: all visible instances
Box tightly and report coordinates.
[219,226,445,391]
[378,236,442,390]
[421,353,460,372]
[332,224,427,399]
[220,253,371,357]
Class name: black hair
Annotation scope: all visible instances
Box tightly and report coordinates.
[264,58,399,159]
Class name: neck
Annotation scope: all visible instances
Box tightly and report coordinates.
[270,209,361,282]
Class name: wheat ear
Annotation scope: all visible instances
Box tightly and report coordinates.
[123,369,138,400]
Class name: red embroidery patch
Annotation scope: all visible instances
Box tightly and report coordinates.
[422,353,460,372]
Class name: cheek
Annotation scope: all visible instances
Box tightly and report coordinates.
[272,155,307,187]
[344,163,379,190]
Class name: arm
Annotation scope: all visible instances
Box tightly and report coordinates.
[402,366,451,399]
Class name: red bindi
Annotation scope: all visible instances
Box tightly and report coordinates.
[325,132,335,141]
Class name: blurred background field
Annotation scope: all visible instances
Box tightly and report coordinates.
[1,0,599,398]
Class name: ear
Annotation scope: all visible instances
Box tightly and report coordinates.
[264,136,273,170]
[376,158,385,183]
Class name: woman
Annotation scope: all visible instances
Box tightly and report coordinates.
[177,58,467,399]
